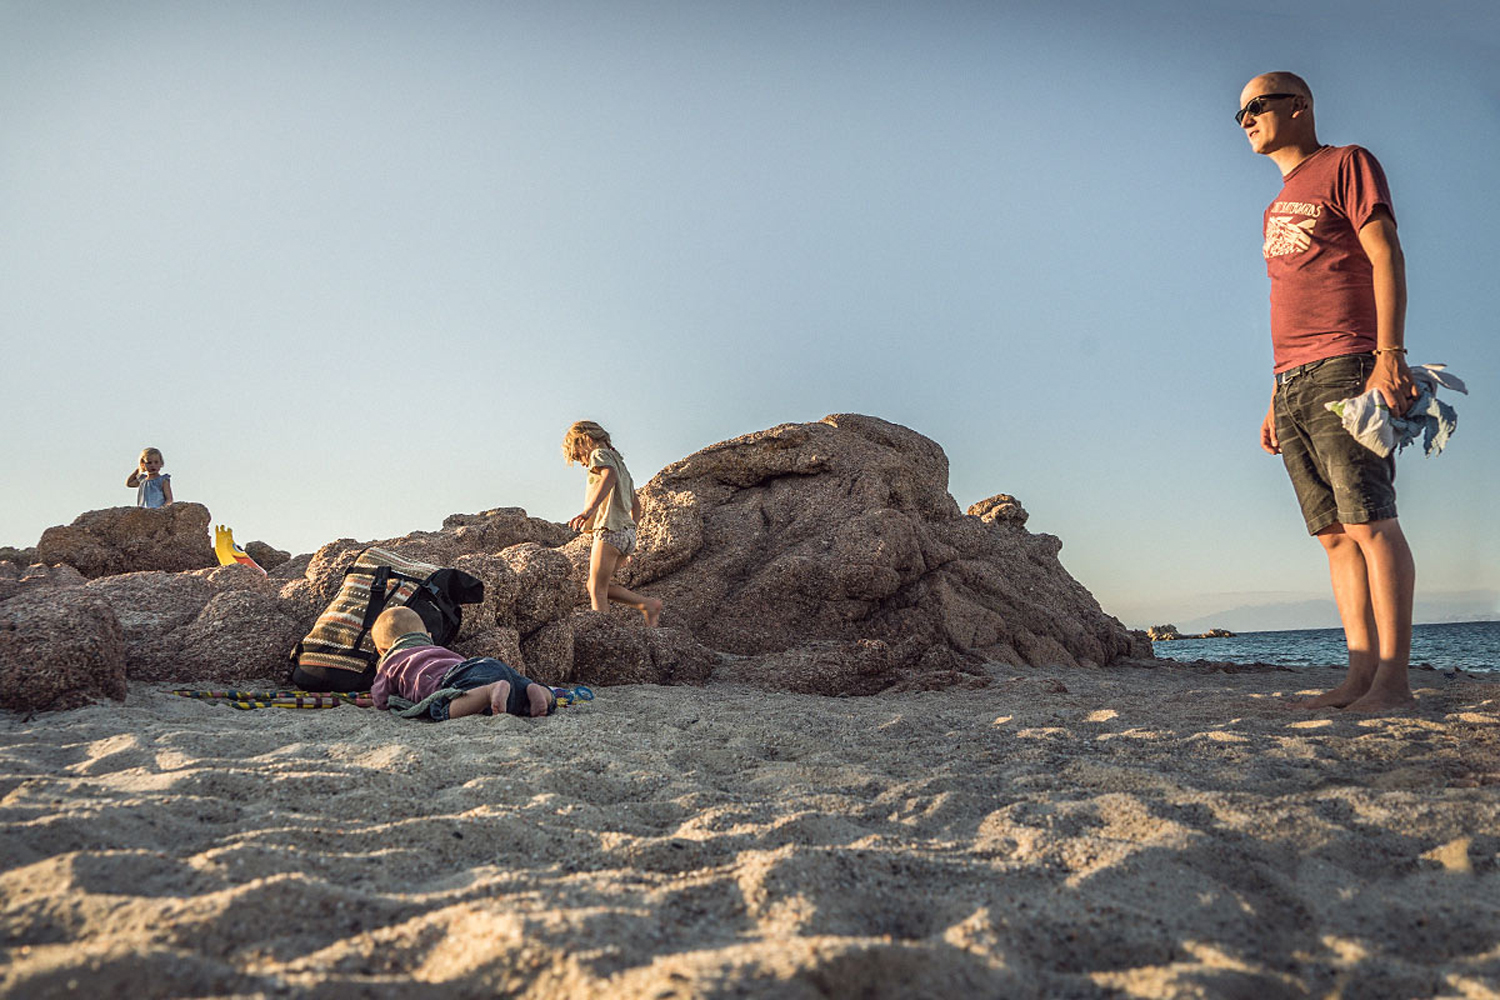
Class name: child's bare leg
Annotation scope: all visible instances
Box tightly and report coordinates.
[587,537,619,612]
[447,682,506,718]
[589,537,663,624]
[525,682,553,717]
[451,680,551,718]
[606,583,663,625]
[492,681,513,716]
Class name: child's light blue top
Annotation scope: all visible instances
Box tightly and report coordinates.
[137,473,170,508]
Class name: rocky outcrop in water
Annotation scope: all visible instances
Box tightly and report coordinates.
[1147,625,1236,642]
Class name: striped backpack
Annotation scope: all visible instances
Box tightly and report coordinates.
[289,546,484,692]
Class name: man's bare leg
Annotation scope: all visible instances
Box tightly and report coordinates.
[1341,518,1415,712]
[1295,520,1415,710]
[1295,525,1379,709]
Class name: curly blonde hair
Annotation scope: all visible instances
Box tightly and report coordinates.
[562,420,616,466]
[139,447,164,466]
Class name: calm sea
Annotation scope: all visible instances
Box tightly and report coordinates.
[1150,620,1500,673]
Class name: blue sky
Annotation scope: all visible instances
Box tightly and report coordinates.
[2,0,1496,630]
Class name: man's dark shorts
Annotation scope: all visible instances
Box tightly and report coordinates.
[1273,352,1397,535]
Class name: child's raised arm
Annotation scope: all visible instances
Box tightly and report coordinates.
[126,468,142,488]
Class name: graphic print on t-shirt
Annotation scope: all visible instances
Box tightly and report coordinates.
[1263,200,1321,258]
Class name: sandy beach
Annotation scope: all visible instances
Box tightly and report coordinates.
[2,662,1497,999]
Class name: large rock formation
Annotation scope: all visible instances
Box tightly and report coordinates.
[35,503,217,578]
[0,416,1152,711]
[0,546,37,566]
[287,508,574,611]
[566,613,718,687]
[0,561,85,603]
[83,564,303,684]
[715,638,988,696]
[0,588,126,712]
[622,414,1149,671]
[243,540,291,571]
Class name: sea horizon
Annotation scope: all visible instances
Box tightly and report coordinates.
[1152,619,1500,673]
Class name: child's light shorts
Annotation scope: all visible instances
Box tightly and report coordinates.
[597,524,637,557]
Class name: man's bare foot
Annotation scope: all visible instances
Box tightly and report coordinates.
[1343,687,1416,714]
[643,597,663,627]
[489,680,511,716]
[525,682,553,717]
[1292,680,1370,709]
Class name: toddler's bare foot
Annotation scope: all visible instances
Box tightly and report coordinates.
[489,681,511,716]
[644,597,663,627]
[525,682,553,717]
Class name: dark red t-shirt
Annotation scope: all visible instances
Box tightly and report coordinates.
[1264,144,1394,372]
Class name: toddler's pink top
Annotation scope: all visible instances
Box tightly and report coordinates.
[370,633,463,710]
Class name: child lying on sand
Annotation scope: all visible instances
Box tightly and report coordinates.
[370,607,555,720]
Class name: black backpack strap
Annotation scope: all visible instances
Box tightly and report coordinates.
[354,565,396,651]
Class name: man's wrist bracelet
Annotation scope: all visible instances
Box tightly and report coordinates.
[1373,347,1407,356]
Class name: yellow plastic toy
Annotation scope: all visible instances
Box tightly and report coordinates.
[214,525,266,575]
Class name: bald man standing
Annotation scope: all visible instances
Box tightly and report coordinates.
[1239,72,1419,712]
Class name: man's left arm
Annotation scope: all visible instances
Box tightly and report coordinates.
[1358,206,1416,414]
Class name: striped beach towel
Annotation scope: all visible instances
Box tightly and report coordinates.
[171,689,373,710]
[172,685,594,712]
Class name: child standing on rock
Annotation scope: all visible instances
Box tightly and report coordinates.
[562,420,663,625]
[125,447,173,508]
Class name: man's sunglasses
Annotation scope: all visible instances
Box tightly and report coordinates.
[1235,93,1297,125]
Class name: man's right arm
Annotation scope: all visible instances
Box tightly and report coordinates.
[1260,385,1280,454]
